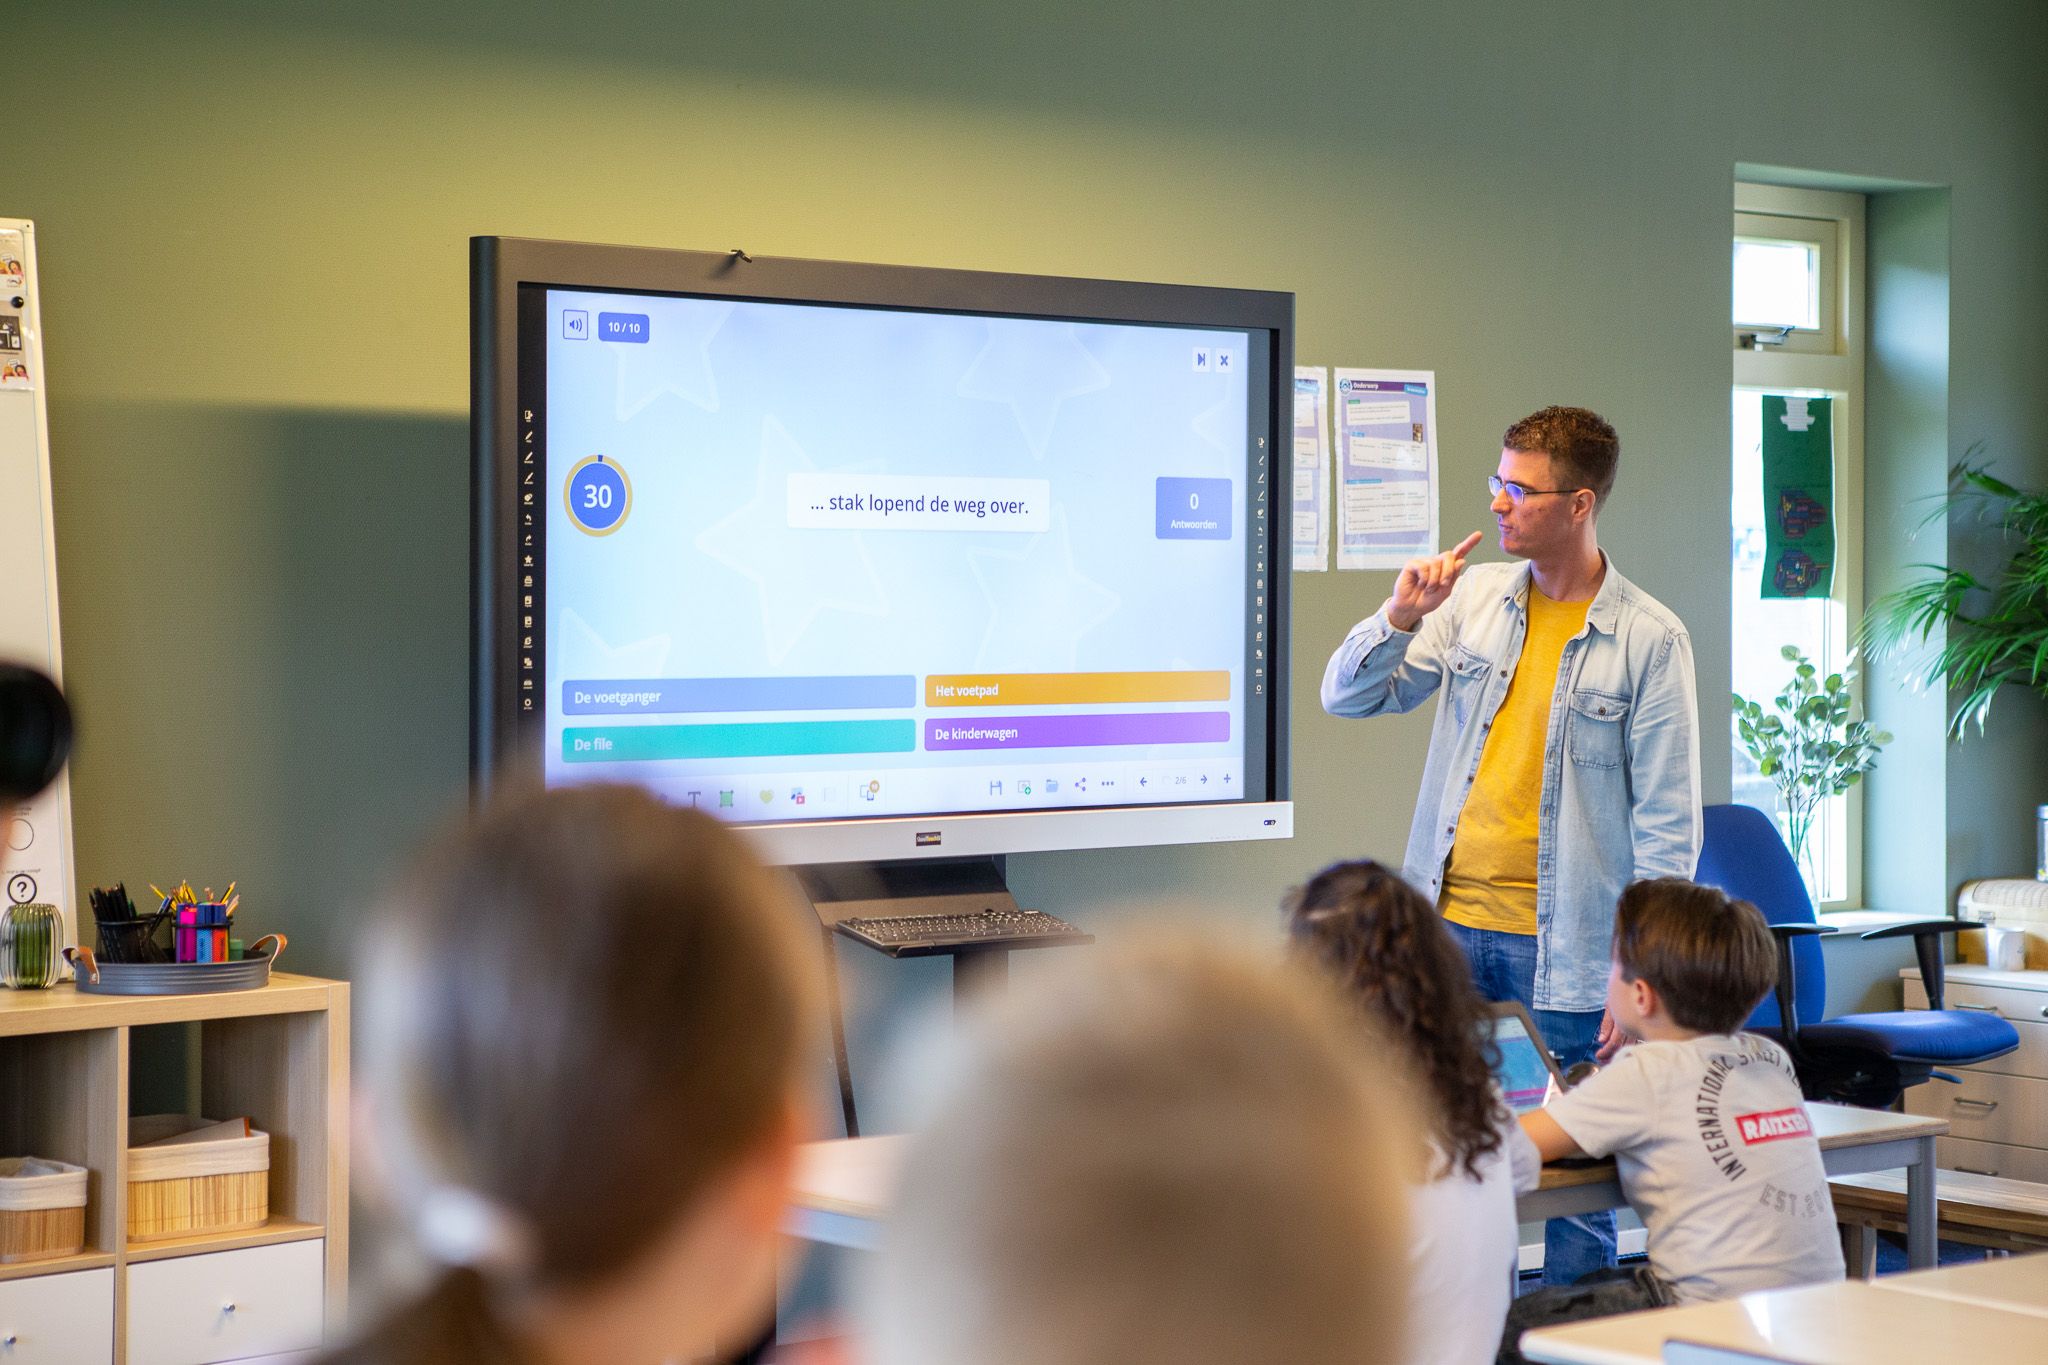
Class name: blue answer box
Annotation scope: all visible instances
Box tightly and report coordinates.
[1155,477,1233,540]
[562,675,917,715]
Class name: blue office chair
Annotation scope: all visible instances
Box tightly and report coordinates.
[1695,803,2019,1107]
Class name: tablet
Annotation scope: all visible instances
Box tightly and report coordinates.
[1662,1343,1797,1364]
[1484,1001,1569,1115]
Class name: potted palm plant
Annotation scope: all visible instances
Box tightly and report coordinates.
[1862,460,2048,738]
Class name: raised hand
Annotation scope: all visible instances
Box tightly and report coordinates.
[1386,531,1483,631]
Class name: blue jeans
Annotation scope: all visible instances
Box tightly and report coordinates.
[1445,920,1619,1288]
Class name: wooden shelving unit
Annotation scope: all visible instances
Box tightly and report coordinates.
[0,1248,116,1283]
[0,973,348,1364]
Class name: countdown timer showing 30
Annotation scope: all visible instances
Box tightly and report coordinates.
[564,455,632,535]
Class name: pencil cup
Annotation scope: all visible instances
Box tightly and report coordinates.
[96,909,171,965]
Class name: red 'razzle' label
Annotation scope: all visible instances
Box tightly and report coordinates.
[1735,1107,1812,1144]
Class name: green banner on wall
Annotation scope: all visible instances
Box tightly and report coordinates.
[1760,395,1834,599]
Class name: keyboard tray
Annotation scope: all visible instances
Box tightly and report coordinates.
[834,908,1093,958]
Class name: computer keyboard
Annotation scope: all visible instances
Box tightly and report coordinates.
[835,908,1092,956]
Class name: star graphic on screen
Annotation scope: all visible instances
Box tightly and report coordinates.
[956,318,1111,459]
[966,507,1120,670]
[695,416,888,663]
[611,300,734,422]
[553,606,672,684]
[1191,395,1236,452]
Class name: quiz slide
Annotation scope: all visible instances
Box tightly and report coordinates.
[541,288,1253,820]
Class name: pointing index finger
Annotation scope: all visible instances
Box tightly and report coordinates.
[1451,530,1484,559]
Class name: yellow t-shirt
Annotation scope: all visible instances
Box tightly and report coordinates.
[1440,587,1592,936]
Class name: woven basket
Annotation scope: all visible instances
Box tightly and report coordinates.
[0,1156,88,1263]
[127,1115,270,1242]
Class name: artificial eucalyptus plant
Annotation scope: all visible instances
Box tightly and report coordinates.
[1733,646,1892,882]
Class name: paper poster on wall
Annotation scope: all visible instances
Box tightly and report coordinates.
[0,229,27,391]
[1291,366,1329,571]
[1760,394,1834,599]
[1334,368,1437,570]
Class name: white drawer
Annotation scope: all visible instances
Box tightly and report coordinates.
[1906,1070,2048,1150]
[1906,976,2048,1024]
[126,1241,324,1365]
[1903,981,2048,1079]
[1938,1135,2048,1185]
[0,1266,113,1364]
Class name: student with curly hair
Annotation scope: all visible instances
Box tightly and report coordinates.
[1287,859,1540,1365]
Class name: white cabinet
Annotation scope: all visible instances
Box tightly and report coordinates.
[0,1266,113,1364]
[1904,965,2048,1183]
[0,975,349,1362]
[126,1241,324,1365]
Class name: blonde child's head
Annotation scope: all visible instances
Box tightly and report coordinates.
[863,933,1416,1365]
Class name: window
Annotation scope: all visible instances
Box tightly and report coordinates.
[1730,184,1865,907]
[1734,210,1841,354]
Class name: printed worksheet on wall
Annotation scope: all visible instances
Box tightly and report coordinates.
[1292,366,1329,571]
[1334,368,1437,571]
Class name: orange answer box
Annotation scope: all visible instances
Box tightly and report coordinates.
[926,671,1231,707]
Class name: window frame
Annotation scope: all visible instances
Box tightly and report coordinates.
[1734,211,1839,353]
[1732,182,1867,910]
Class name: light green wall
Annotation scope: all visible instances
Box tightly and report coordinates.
[1866,188,1953,918]
[17,3,2048,1111]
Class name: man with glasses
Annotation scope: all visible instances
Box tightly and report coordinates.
[1321,405,1701,1287]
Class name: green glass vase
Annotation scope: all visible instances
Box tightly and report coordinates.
[1,902,62,988]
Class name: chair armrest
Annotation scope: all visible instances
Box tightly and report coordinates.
[1860,918,1984,1011]
[1857,919,1985,942]
[1763,924,1834,1041]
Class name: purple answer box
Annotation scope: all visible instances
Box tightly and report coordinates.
[925,712,1230,750]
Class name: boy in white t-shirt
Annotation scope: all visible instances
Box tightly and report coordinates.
[1518,878,1846,1304]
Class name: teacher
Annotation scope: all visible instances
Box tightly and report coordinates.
[1321,405,1701,1285]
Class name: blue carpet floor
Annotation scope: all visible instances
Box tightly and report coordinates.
[1873,1235,2000,1274]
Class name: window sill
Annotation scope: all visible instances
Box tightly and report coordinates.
[1816,908,1942,933]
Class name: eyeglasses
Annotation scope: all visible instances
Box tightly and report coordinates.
[1488,475,1585,505]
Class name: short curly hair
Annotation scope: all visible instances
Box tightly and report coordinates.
[1502,405,1619,508]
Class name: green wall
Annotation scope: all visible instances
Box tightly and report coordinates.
[17,2,2048,1116]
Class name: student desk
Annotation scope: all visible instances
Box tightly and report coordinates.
[1516,1104,1948,1270]
[787,1135,900,1252]
[1870,1250,2048,1320]
[786,1104,1949,1265]
[1518,1269,2048,1364]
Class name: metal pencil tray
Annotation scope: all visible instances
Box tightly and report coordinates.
[63,934,285,996]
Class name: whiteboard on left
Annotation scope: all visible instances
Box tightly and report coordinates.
[0,218,77,968]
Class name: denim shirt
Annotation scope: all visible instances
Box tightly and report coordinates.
[1320,556,1702,1011]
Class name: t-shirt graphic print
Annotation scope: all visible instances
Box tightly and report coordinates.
[1544,1032,1846,1303]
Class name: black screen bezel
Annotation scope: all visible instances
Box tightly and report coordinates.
[472,236,1292,825]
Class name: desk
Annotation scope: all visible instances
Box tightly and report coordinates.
[788,1104,1948,1265]
[1871,1251,2048,1320]
[1518,1104,1948,1270]
[788,1135,899,1253]
[1829,1168,2048,1270]
[1519,1278,2048,1364]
